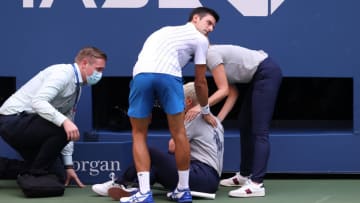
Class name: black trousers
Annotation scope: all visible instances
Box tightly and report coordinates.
[0,156,65,182]
[238,57,283,183]
[0,112,68,177]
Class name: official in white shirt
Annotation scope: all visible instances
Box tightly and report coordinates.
[0,46,107,188]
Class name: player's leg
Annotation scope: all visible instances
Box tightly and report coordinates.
[123,74,155,203]
[156,74,192,202]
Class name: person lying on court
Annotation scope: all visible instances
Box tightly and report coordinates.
[91,82,224,200]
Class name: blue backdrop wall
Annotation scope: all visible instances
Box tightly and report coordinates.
[1,0,360,176]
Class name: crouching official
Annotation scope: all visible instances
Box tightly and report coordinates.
[0,46,107,188]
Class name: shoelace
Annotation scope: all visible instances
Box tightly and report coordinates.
[127,192,149,202]
[168,190,178,199]
[169,188,186,199]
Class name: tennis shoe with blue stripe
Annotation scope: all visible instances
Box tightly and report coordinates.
[167,188,192,203]
[120,191,154,203]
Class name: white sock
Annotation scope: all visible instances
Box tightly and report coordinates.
[177,169,190,190]
[137,171,150,194]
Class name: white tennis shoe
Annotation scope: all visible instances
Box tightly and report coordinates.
[92,180,120,196]
[220,172,249,187]
[228,179,265,197]
[91,172,120,196]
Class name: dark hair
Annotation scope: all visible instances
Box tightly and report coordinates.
[188,7,220,23]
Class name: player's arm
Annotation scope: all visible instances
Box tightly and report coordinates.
[194,64,217,127]
[194,64,209,107]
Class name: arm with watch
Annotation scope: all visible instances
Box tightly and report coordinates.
[193,64,217,127]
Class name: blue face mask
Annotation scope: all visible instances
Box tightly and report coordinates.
[86,70,102,85]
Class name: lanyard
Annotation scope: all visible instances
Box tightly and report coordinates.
[71,64,81,112]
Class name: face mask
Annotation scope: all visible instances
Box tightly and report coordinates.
[86,70,102,85]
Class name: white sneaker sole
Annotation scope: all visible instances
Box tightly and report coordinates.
[228,190,265,198]
[92,185,108,196]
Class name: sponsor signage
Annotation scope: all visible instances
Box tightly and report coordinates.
[22,0,285,16]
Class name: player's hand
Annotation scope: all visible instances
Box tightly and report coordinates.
[168,139,175,153]
[184,105,201,122]
[65,168,85,188]
[202,113,217,127]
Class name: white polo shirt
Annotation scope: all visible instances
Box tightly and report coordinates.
[133,22,209,78]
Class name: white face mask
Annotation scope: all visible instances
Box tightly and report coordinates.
[86,70,102,85]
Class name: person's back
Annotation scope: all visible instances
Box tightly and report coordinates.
[207,44,268,83]
[133,23,209,78]
[0,64,76,120]
[186,113,224,177]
